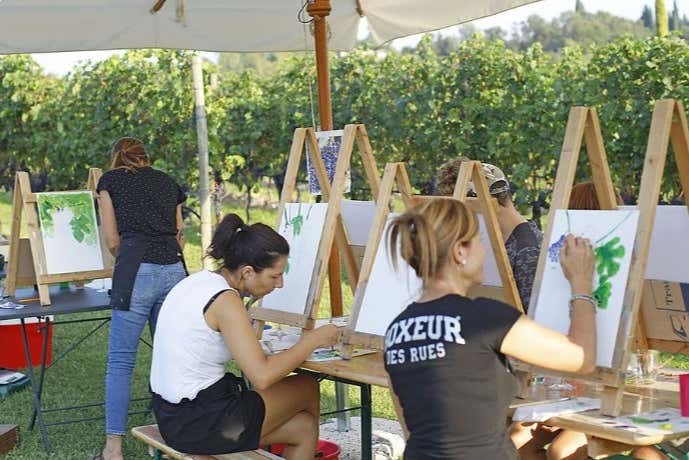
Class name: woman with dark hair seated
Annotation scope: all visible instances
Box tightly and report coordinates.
[150,214,339,459]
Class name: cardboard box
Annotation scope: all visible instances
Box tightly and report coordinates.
[0,424,19,455]
[641,280,689,342]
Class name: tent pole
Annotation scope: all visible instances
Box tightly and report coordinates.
[308,0,349,432]
[308,0,342,318]
[192,54,213,268]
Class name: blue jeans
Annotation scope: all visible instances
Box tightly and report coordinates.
[105,262,186,435]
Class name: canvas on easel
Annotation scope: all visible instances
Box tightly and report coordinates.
[630,99,689,356]
[617,205,689,352]
[341,160,521,357]
[341,162,420,354]
[251,125,382,333]
[5,170,113,305]
[520,103,689,415]
[532,208,640,368]
[251,128,342,331]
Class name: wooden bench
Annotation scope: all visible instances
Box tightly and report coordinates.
[131,425,282,460]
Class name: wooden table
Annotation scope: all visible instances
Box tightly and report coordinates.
[300,352,387,387]
[301,353,689,459]
[511,378,688,458]
[299,352,386,460]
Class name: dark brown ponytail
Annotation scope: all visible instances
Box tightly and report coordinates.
[207,213,289,272]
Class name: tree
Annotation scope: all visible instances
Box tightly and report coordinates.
[656,0,669,36]
[575,0,585,14]
[484,27,507,42]
[430,35,459,56]
[641,5,655,29]
[669,0,681,31]
[508,11,649,53]
[0,55,54,190]
[458,24,480,42]
[217,52,287,76]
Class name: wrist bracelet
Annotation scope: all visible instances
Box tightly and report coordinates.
[569,294,598,318]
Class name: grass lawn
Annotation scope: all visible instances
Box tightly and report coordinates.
[0,192,397,459]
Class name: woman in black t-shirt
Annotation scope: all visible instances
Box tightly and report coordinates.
[95,138,187,460]
[384,198,597,460]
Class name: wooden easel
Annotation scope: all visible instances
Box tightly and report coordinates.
[86,168,115,280]
[410,162,523,311]
[342,159,520,355]
[633,99,689,354]
[5,170,113,305]
[325,124,382,292]
[250,128,340,331]
[341,162,415,354]
[251,125,382,334]
[451,161,524,313]
[519,104,685,415]
[518,106,628,414]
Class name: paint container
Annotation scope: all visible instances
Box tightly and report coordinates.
[679,374,689,417]
[638,350,660,384]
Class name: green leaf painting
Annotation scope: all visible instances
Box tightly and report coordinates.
[593,237,626,309]
[282,204,314,275]
[548,211,635,310]
[37,192,98,246]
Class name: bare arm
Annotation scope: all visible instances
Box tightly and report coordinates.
[98,191,120,256]
[207,291,340,390]
[501,310,595,373]
[175,204,185,250]
[501,235,597,374]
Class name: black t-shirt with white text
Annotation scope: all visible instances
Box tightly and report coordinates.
[384,294,522,460]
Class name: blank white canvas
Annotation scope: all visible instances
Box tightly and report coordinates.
[341,200,376,246]
[620,205,689,284]
[37,191,104,274]
[532,209,639,368]
[354,214,423,336]
[262,203,328,314]
[478,214,502,286]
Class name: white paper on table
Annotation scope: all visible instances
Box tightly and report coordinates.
[0,370,25,385]
[617,408,689,435]
[512,397,601,422]
[314,316,349,328]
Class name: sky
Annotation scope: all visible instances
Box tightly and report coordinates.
[30,0,685,76]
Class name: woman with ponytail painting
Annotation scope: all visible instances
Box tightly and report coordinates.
[149,213,340,459]
[384,198,597,460]
[95,137,188,460]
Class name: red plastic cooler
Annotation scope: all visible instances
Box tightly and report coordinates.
[0,317,53,370]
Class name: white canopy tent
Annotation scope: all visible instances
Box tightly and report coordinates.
[0,0,539,53]
[0,0,541,316]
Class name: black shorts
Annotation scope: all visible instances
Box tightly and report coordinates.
[151,373,266,455]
